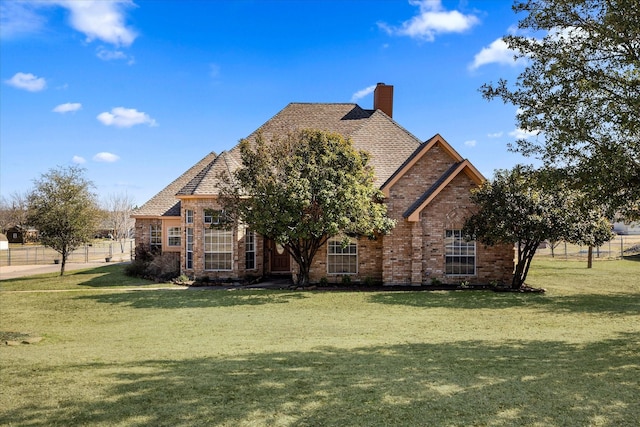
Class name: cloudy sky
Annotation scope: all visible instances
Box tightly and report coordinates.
[1,0,533,206]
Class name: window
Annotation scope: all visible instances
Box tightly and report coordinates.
[245,230,256,270]
[204,228,233,270]
[168,227,181,247]
[327,238,357,274]
[445,230,476,275]
[150,225,162,251]
[186,228,194,269]
[204,209,225,225]
[186,209,194,224]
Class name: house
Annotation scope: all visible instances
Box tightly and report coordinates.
[132,83,514,285]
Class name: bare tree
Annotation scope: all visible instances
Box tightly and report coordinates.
[0,192,31,243]
[0,196,10,234]
[103,192,136,253]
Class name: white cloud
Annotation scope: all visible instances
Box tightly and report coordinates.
[0,1,47,39]
[96,46,134,64]
[487,131,504,138]
[509,128,539,139]
[53,102,82,113]
[72,155,86,164]
[464,140,477,147]
[55,0,137,47]
[5,72,46,92]
[93,152,120,162]
[469,38,523,70]
[351,85,377,102]
[97,107,157,128]
[379,0,479,41]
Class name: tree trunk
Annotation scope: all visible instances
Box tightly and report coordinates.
[59,253,67,276]
[587,245,593,269]
[297,262,310,287]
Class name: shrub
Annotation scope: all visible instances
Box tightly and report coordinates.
[341,275,352,286]
[124,244,180,281]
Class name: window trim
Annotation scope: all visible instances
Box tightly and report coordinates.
[245,230,256,270]
[444,229,476,276]
[327,237,358,275]
[186,209,194,224]
[167,226,181,247]
[150,224,162,250]
[203,228,233,271]
[185,227,194,269]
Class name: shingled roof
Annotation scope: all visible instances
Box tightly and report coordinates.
[132,151,217,217]
[175,102,422,196]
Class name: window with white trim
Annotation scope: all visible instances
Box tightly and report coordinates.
[204,209,225,225]
[186,227,194,269]
[168,227,181,247]
[150,225,162,251]
[327,238,358,274]
[204,228,233,270]
[245,230,256,270]
[186,209,194,224]
[445,230,476,275]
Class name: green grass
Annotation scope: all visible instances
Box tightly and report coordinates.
[1,260,638,426]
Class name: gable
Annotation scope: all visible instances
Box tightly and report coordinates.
[381,134,466,197]
[404,160,483,222]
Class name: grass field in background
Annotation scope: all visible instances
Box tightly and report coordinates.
[1,259,638,426]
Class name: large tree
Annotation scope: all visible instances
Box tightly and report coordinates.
[221,129,395,287]
[463,166,612,289]
[27,166,102,275]
[482,0,640,219]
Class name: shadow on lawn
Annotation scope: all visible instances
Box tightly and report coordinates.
[74,289,307,309]
[2,333,638,426]
[370,291,640,314]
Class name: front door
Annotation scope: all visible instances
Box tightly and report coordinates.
[269,240,291,273]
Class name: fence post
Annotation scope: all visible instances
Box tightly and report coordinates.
[8,248,11,266]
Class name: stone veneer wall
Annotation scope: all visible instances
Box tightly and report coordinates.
[179,198,265,281]
[381,144,514,285]
[307,235,384,284]
[134,218,162,250]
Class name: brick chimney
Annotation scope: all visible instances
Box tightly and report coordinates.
[373,82,393,118]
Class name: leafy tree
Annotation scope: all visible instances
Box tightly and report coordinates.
[103,192,136,253]
[481,0,640,220]
[463,166,612,289]
[27,166,102,275]
[221,129,395,287]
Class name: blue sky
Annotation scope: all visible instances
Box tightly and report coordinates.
[1,0,534,206]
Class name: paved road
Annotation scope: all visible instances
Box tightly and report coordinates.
[0,261,125,280]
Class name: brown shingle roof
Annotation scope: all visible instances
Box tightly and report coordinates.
[132,152,217,217]
[177,103,422,196]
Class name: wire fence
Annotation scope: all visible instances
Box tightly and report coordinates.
[534,235,640,261]
[0,239,134,267]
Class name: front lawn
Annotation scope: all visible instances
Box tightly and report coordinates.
[1,260,638,426]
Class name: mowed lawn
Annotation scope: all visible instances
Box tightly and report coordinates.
[1,260,638,426]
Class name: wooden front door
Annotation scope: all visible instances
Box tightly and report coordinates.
[269,240,291,273]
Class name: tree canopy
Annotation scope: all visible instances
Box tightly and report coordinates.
[482,0,640,219]
[463,166,612,288]
[221,129,395,286]
[27,166,102,275]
